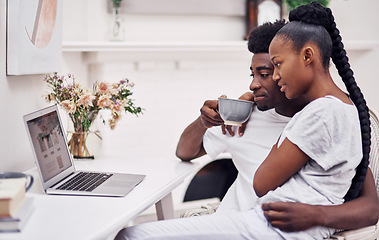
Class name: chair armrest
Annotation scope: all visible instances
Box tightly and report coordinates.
[329,222,379,240]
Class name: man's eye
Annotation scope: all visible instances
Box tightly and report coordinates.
[261,73,270,77]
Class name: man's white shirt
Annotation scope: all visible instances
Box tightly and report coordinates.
[203,105,291,212]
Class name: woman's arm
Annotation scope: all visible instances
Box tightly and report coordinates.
[253,138,310,197]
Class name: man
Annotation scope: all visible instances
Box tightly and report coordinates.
[176,20,378,231]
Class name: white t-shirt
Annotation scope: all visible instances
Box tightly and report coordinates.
[203,105,291,212]
[258,96,362,239]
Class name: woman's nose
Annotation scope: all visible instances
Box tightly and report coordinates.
[272,70,280,82]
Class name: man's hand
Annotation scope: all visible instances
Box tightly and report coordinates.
[262,170,379,232]
[199,99,224,129]
[222,92,254,136]
[261,202,322,232]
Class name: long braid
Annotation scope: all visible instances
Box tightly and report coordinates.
[289,2,371,201]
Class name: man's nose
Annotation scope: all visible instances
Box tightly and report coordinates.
[249,79,261,91]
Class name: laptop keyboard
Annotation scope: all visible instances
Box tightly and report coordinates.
[57,172,113,192]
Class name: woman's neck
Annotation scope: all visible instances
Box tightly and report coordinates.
[306,75,353,105]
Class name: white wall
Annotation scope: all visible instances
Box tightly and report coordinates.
[328,0,379,108]
[1,0,378,176]
[62,0,246,42]
[0,0,49,172]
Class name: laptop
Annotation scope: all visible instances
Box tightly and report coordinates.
[23,104,146,197]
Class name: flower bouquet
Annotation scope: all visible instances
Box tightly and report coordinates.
[44,72,143,159]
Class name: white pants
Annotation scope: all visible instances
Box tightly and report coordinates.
[114,207,314,240]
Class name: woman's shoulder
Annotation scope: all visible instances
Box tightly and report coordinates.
[303,95,355,114]
[290,96,357,127]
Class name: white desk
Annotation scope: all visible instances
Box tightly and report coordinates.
[0,156,200,240]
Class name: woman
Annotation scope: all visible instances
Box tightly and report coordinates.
[115,2,370,239]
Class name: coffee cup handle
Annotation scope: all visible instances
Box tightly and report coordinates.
[24,174,34,192]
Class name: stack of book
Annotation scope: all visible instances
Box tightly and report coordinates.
[0,178,34,232]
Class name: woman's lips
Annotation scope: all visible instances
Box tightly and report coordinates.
[277,81,286,92]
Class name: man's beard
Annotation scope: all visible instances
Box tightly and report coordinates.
[256,104,270,112]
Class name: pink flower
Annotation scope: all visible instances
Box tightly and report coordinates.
[61,100,76,113]
[97,95,113,108]
[78,94,95,107]
[111,103,122,113]
[111,99,125,113]
[97,82,109,94]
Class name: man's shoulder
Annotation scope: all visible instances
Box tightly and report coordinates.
[251,108,291,124]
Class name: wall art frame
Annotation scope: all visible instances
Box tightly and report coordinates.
[7,0,63,75]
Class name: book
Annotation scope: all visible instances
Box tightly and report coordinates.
[0,197,34,232]
[0,178,26,217]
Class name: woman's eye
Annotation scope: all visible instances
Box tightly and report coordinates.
[274,63,280,67]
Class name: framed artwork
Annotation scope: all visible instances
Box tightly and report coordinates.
[246,0,283,38]
[7,0,63,75]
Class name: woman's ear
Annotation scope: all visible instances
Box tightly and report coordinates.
[303,46,314,66]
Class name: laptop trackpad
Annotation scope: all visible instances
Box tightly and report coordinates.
[103,180,138,188]
[92,172,144,196]
[93,180,135,196]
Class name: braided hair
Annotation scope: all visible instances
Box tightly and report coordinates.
[277,2,371,201]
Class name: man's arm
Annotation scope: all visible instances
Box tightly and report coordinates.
[262,168,379,231]
[175,117,208,161]
[176,99,223,161]
[176,92,254,161]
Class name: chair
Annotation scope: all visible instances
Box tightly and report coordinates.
[329,107,379,240]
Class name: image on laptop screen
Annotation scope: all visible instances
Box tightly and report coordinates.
[26,111,72,182]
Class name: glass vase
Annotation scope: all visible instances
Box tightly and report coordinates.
[67,111,102,160]
[110,6,124,41]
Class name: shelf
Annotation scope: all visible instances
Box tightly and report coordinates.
[62,41,252,64]
[61,40,378,65]
[62,41,249,52]
[62,40,378,52]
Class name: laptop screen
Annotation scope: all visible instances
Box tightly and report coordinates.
[26,109,72,182]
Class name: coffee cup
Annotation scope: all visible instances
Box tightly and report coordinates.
[218,97,254,126]
[0,172,34,192]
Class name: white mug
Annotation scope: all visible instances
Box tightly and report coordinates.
[0,172,34,191]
